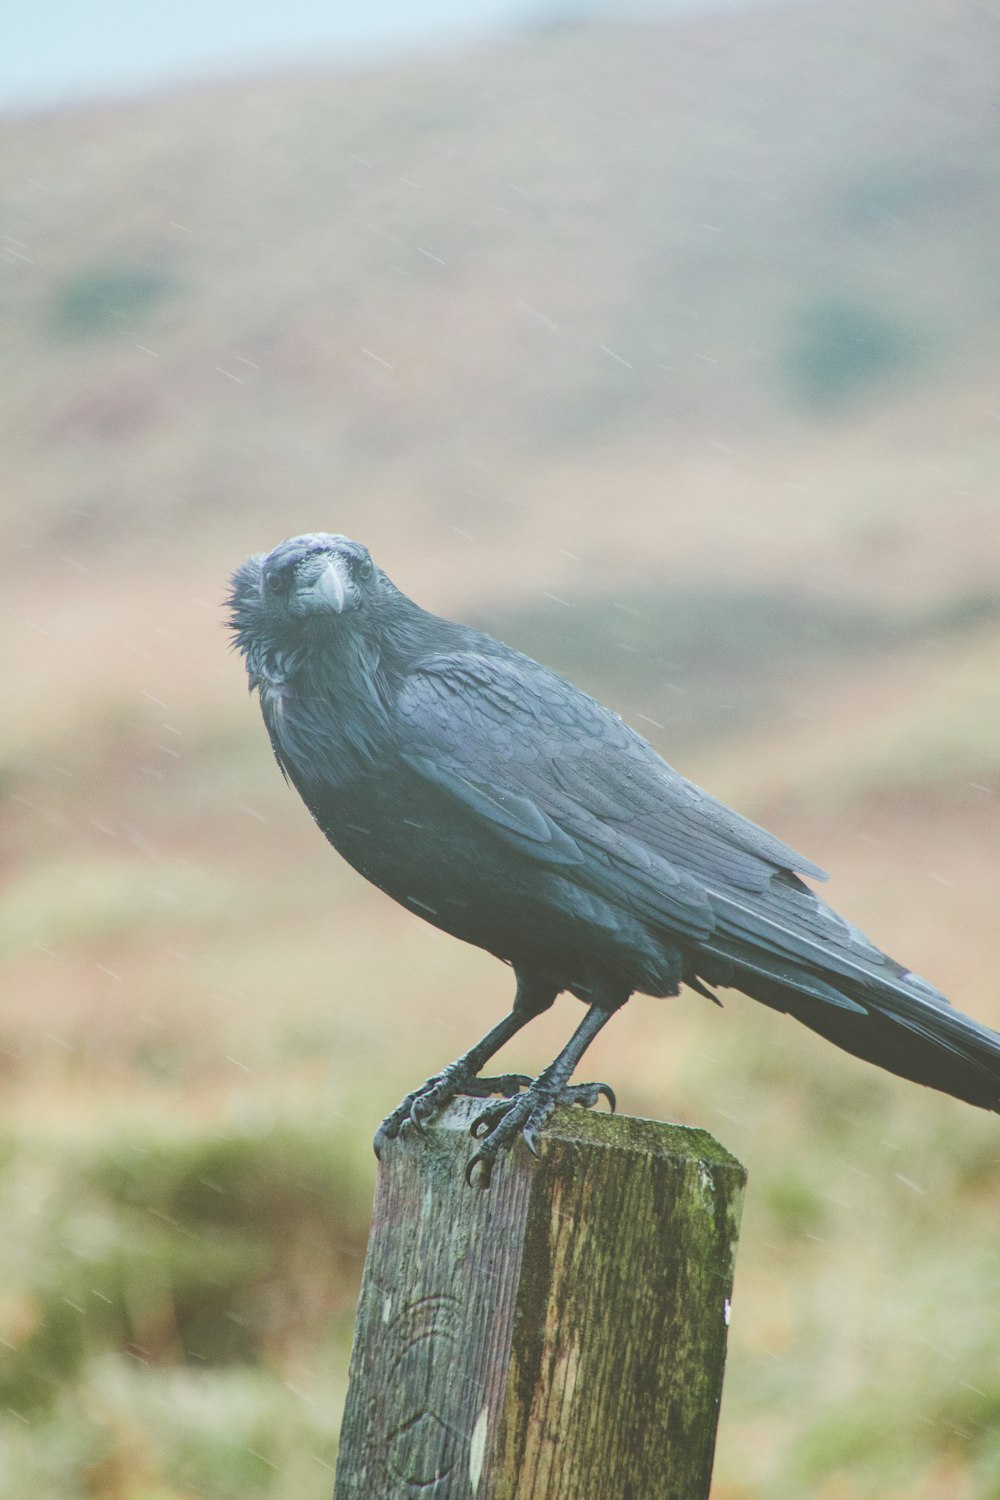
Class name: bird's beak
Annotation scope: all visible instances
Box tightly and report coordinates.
[312,555,349,613]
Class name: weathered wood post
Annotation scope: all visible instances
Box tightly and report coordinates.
[333,1097,745,1500]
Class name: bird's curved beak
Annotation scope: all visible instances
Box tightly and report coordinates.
[312,554,349,613]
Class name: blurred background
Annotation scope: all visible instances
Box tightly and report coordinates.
[3,0,1000,1495]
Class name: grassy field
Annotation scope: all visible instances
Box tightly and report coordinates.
[4,554,999,1499]
[3,1,1000,1495]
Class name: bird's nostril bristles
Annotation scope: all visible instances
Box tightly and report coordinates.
[314,557,348,612]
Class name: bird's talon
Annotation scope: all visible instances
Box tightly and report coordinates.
[465,1151,493,1189]
[378,1054,619,1185]
[470,1113,491,1139]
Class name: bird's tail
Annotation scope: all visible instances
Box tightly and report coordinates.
[701,941,1000,1112]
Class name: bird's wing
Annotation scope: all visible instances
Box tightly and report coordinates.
[395,651,886,982]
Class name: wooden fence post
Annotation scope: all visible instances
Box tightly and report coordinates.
[333,1097,746,1500]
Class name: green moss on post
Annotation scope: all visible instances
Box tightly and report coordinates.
[333,1098,746,1500]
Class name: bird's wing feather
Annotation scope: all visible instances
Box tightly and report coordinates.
[402,751,584,865]
[396,651,864,962]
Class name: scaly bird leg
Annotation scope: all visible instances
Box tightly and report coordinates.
[466,1003,617,1188]
[373,1008,537,1158]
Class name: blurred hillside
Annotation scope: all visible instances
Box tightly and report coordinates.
[2,1,1000,1498]
[3,0,1000,601]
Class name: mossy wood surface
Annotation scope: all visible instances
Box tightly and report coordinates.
[333,1099,746,1500]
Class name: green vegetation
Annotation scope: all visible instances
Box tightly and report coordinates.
[0,1113,367,1496]
[0,856,230,963]
[1,1361,344,1500]
[476,583,1000,756]
[477,582,897,746]
[5,971,1000,1498]
[0,1115,370,1405]
[781,295,922,412]
[47,265,178,342]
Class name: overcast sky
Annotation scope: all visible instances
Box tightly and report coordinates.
[3,0,776,113]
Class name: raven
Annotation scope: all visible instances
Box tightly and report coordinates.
[228,533,1000,1183]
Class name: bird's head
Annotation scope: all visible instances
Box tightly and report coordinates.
[227,533,385,677]
[260,533,378,618]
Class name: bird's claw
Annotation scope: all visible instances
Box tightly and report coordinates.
[566,1080,616,1113]
[407,1091,438,1133]
[466,1090,555,1187]
[465,1078,615,1187]
[465,1151,493,1189]
[374,1069,534,1158]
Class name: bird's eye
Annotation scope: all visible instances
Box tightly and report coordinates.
[265,570,285,593]
[357,557,374,581]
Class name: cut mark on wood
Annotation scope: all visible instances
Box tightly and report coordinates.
[381,1293,469,1490]
[386,1409,460,1490]
[387,1293,460,1375]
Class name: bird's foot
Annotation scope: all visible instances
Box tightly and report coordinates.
[465,1079,616,1188]
[373,1065,533,1158]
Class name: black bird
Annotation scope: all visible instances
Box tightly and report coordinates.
[228,533,1000,1183]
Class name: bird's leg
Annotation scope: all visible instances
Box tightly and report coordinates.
[373,974,558,1157]
[373,1011,532,1157]
[466,1002,618,1188]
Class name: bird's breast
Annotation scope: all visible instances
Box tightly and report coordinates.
[259,677,288,723]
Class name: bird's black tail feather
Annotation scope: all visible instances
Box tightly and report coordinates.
[702,944,1000,1112]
